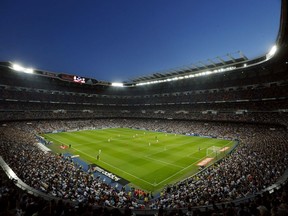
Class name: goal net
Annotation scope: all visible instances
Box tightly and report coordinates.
[206,146,221,158]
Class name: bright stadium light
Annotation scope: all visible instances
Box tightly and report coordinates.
[24,68,34,74]
[135,66,238,86]
[266,45,277,60]
[12,64,22,71]
[12,63,34,74]
[111,82,124,87]
[269,45,277,56]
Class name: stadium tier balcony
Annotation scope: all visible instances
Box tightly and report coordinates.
[0,0,288,214]
[0,119,288,215]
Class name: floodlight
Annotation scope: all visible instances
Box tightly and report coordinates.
[111,82,124,87]
[12,63,34,73]
[24,68,34,74]
[12,64,24,71]
[268,45,277,56]
[266,45,277,60]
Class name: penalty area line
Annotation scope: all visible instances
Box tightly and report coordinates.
[155,154,214,186]
[156,141,234,186]
[69,147,155,187]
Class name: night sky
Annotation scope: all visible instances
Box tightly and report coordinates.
[0,0,281,82]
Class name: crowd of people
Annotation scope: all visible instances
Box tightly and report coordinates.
[1,101,288,129]
[1,81,287,106]
[0,119,287,215]
[0,126,146,209]
[0,13,287,214]
[1,69,287,131]
[154,128,287,208]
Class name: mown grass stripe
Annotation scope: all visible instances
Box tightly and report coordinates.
[43,128,234,192]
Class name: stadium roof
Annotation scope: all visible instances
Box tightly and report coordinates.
[0,0,281,82]
[129,51,248,83]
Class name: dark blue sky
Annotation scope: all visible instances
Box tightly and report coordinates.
[0,0,281,82]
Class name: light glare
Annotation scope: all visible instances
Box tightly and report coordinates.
[12,64,24,71]
[266,45,277,60]
[12,64,34,74]
[112,82,124,87]
[269,45,277,56]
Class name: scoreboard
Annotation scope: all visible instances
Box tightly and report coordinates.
[59,74,85,83]
[73,76,85,83]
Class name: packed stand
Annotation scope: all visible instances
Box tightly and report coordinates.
[0,119,287,214]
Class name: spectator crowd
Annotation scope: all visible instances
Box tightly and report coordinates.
[0,119,287,215]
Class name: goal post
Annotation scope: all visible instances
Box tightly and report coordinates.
[206,146,221,158]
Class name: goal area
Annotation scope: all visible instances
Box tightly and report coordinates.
[206,146,221,158]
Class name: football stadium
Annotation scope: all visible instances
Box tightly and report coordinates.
[0,1,288,215]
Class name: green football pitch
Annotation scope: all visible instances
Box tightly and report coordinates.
[43,128,235,192]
